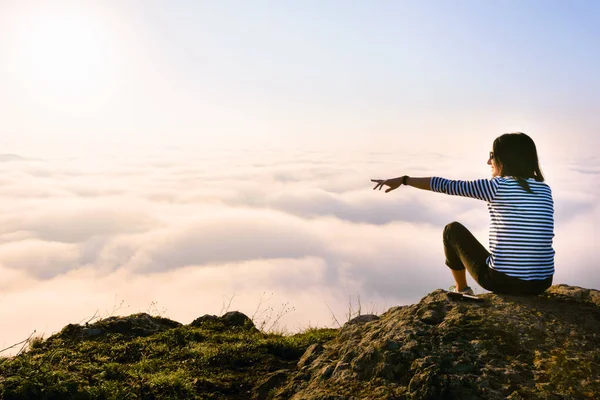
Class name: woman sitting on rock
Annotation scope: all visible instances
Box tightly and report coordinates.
[371,132,554,295]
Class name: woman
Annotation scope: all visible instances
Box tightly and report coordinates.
[371,132,554,295]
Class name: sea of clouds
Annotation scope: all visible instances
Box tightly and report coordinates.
[0,148,597,354]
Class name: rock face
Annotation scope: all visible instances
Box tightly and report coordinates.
[275,285,600,400]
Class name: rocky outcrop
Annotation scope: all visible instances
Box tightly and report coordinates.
[48,313,182,342]
[190,310,258,332]
[274,284,600,399]
[12,285,600,399]
[45,310,257,343]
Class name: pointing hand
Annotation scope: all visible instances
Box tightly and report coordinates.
[371,177,403,193]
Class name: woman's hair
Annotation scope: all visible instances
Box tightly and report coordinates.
[492,132,545,193]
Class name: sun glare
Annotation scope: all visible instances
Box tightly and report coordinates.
[9,7,121,115]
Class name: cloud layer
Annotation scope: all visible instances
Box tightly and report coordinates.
[0,150,597,353]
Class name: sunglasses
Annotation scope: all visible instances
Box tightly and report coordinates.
[489,151,495,161]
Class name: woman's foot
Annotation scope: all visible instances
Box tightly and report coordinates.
[449,285,474,295]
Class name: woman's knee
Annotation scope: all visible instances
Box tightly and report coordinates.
[443,221,466,241]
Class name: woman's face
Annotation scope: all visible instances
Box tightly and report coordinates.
[488,151,500,177]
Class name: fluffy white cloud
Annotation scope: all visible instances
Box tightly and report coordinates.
[0,150,597,355]
[0,240,81,279]
[1,204,159,244]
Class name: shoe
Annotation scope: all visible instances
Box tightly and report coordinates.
[449,285,475,295]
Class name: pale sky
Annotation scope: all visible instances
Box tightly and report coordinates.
[0,1,599,354]
[1,0,599,155]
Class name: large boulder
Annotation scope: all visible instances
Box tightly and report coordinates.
[275,285,600,399]
[190,311,257,331]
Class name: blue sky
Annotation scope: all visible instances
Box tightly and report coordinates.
[1,0,599,155]
[138,0,600,138]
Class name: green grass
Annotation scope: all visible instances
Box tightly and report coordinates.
[0,321,337,400]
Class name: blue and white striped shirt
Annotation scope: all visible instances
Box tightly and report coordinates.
[431,176,555,280]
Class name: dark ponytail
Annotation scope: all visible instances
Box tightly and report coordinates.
[492,133,545,193]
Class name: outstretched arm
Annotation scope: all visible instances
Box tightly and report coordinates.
[371,176,432,192]
[372,175,499,202]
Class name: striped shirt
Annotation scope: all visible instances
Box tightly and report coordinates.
[431,176,555,280]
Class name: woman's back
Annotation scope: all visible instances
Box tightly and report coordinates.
[487,177,554,281]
